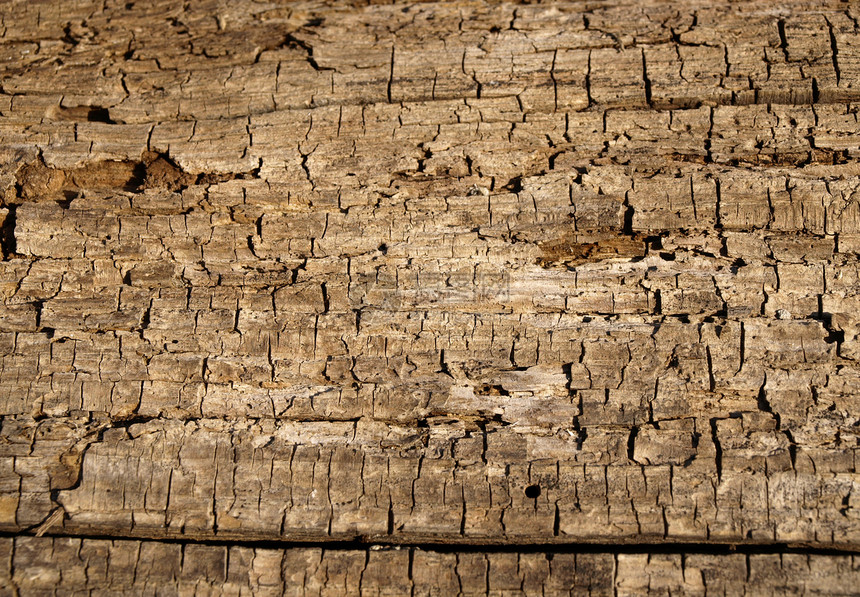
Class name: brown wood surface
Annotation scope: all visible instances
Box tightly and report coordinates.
[4,537,860,596]
[2,0,860,593]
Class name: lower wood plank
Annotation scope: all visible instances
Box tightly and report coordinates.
[2,536,858,596]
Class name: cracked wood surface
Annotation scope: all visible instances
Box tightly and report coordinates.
[2,0,860,592]
[4,537,860,596]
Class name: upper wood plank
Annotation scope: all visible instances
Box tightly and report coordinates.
[1,0,859,550]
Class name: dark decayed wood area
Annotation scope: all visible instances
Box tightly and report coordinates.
[2,0,860,593]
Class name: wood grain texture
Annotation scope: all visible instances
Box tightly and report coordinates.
[2,0,860,592]
[4,537,860,596]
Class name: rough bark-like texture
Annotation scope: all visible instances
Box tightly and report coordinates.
[2,0,860,592]
[4,537,860,596]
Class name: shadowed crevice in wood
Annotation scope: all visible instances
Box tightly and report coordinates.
[5,530,860,555]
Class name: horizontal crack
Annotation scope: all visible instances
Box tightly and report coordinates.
[4,530,858,556]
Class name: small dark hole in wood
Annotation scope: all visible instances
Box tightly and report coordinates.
[86,107,115,123]
[525,485,541,498]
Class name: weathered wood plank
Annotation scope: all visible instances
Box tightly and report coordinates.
[2,0,860,591]
[2,536,859,596]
